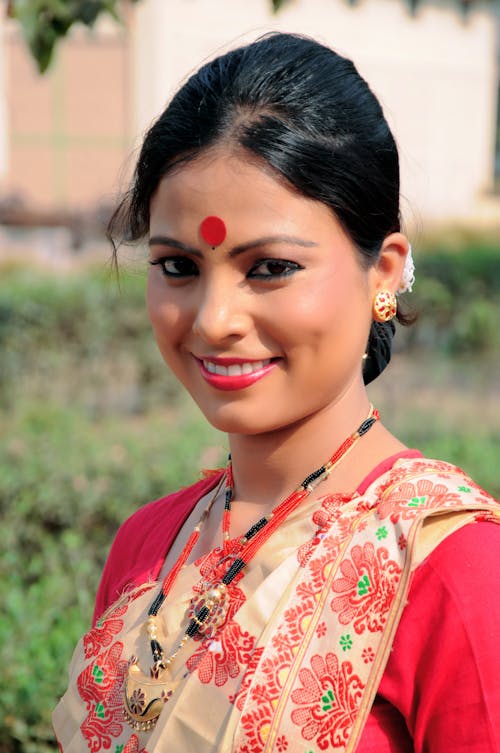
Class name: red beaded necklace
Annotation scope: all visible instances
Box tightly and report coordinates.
[123,406,379,730]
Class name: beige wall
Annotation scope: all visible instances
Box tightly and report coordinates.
[2,19,131,211]
[0,21,7,183]
[131,0,500,225]
[0,0,498,224]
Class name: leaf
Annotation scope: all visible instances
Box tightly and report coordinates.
[272,0,292,11]
[10,0,124,72]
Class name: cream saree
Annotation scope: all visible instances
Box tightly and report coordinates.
[53,457,500,753]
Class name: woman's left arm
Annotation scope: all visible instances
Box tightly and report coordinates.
[379,520,500,752]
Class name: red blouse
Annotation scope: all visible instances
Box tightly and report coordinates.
[93,456,500,751]
[359,521,500,751]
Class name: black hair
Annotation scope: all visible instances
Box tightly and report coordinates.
[108,32,413,383]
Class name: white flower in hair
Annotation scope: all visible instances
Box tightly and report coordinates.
[397,243,415,294]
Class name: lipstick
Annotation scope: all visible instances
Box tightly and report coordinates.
[196,356,279,391]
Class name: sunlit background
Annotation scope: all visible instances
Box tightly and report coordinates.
[0,1,499,751]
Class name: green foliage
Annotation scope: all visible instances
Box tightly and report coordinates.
[451,298,499,352]
[271,0,291,10]
[407,239,500,353]
[9,0,127,72]
[372,368,500,499]
[0,402,224,752]
[0,264,181,413]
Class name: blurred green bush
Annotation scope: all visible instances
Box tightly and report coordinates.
[0,233,499,753]
[1,403,222,753]
[406,237,500,351]
[0,265,182,413]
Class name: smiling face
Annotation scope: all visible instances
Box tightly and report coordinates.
[147,150,377,436]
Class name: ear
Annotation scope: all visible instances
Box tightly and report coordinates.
[368,232,409,294]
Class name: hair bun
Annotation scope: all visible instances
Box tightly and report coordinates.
[363,321,395,385]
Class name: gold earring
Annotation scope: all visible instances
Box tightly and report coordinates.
[373,290,397,322]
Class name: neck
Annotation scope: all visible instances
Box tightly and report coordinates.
[227,390,372,505]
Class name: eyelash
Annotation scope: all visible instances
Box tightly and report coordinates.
[149,257,198,277]
[249,259,303,279]
[149,257,303,280]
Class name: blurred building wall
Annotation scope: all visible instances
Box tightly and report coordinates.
[131,0,500,226]
[0,0,499,227]
[0,23,7,183]
[1,17,131,212]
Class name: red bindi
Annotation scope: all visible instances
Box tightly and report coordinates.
[200,216,227,247]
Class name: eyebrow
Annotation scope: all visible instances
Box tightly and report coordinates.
[149,234,319,256]
[149,236,203,257]
[229,235,319,257]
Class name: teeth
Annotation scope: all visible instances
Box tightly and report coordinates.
[202,359,271,377]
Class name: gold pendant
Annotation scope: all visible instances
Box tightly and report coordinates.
[188,583,229,636]
[123,659,179,731]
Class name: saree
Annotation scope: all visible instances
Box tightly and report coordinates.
[53,456,500,753]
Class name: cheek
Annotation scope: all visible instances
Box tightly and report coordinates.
[146,276,186,352]
[273,275,371,360]
[282,276,359,333]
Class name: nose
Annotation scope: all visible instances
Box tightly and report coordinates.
[192,274,250,345]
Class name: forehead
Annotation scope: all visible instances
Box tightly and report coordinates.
[149,150,340,243]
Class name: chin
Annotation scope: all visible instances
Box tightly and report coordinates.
[202,412,272,436]
[193,396,318,438]
[193,401,285,436]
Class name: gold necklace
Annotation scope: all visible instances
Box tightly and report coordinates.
[123,408,379,730]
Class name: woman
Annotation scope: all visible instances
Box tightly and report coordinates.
[53,33,500,752]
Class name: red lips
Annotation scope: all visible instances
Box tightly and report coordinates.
[196,357,279,391]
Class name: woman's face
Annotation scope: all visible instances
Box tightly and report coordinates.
[147,150,376,435]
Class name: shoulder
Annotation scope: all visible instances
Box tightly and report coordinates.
[368,456,499,521]
[378,455,496,496]
[370,457,500,749]
[410,520,500,627]
[93,471,224,624]
[379,521,500,751]
[115,472,221,548]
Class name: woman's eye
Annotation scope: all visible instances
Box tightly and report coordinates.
[149,256,199,278]
[248,259,303,279]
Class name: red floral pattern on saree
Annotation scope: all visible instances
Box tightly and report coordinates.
[275,734,289,751]
[297,494,353,568]
[369,459,489,520]
[376,478,463,524]
[372,459,460,497]
[122,734,147,753]
[236,580,318,752]
[313,494,354,527]
[290,652,364,749]
[77,641,128,752]
[84,604,128,660]
[239,702,276,753]
[309,553,336,593]
[330,543,401,633]
[231,646,265,710]
[186,619,257,686]
[259,652,292,700]
[280,598,316,648]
